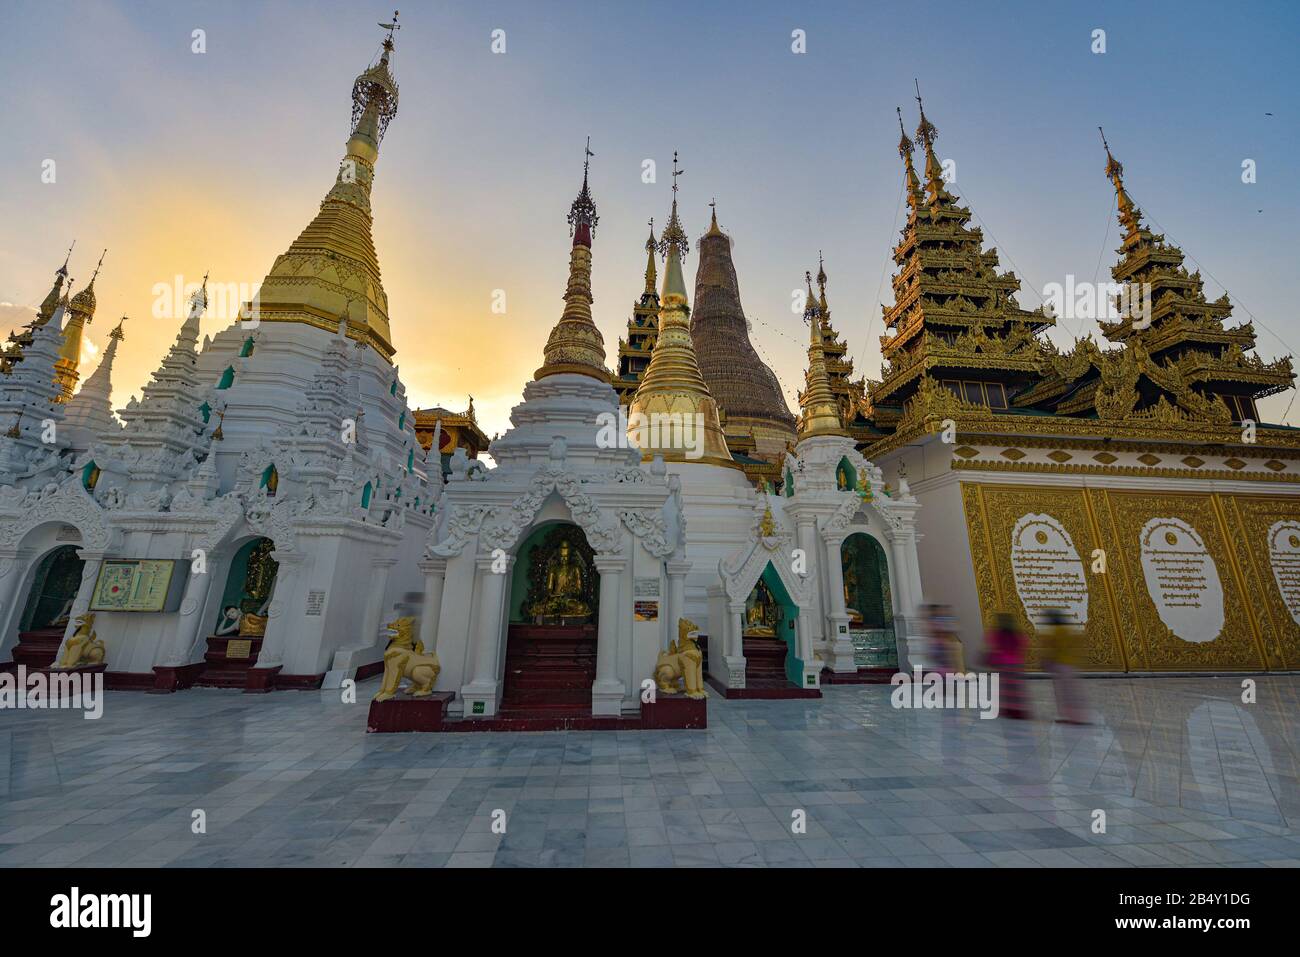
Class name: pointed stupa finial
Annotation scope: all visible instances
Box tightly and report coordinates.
[37,242,76,322]
[657,152,688,263]
[643,218,658,296]
[1099,126,1142,239]
[68,250,105,317]
[567,136,598,245]
[898,106,923,209]
[913,81,949,203]
[706,198,722,237]
[110,316,126,341]
[536,150,609,382]
[798,270,845,440]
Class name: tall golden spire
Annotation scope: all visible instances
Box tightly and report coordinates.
[628,153,737,467]
[54,250,105,402]
[535,139,610,382]
[37,241,74,324]
[798,271,845,438]
[254,14,402,360]
[643,218,658,296]
[816,250,830,321]
[913,81,952,205]
[1099,127,1143,242]
[705,197,722,237]
[897,106,924,211]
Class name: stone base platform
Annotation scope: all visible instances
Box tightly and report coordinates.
[820,667,896,685]
[705,674,822,699]
[366,692,456,732]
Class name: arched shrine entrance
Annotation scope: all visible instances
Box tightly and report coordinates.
[500,522,601,714]
[741,563,801,688]
[196,536,280,688]
[12,545,84,668]
[841,532,896,670]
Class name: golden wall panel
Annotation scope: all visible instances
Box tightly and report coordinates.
[959,482,1300,672]
[959,483,1126,671]
[1221,493,1300,670]
[1101,489,1263,671]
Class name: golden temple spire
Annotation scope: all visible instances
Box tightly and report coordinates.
[629,156,737,467]
[253,17,401,360]
[816,250,831,322]
[897,106,924,210]
[643,218,658,296]
[36,241,74,324]
[798,270,845,439]
[1100,127,1143,241]
[536,140,609,382]
[913,81,951,204]
[54,250,105,402]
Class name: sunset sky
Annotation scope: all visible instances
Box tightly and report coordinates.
[3,0,1298,439]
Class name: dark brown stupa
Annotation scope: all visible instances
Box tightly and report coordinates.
[690,206,796,460]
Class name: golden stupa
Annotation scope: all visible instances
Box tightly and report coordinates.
[627,154,737,468]
[252,18,402,360]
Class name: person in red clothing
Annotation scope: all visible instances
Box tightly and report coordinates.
[985,611,1031,719]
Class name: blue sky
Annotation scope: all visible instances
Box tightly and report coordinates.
[2,0,1297,433]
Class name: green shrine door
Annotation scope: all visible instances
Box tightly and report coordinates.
[841,533,896,670]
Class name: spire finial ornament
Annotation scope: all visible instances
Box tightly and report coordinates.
[567,137,598,242]
[1099,126,1142,239]
[88,249,106,286]
[110,316,127,341]
[657,152,688,262]
[798,269,845,439]
[536,152,609,382]
[913,81,950,203]
[60,240,75,276]
[898,105,924,209]
[379,10,400,51]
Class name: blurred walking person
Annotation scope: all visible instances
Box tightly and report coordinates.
[1040,608,1091,725]
[986,611,1030,719]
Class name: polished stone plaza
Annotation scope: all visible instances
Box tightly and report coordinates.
[1,675,1298,868]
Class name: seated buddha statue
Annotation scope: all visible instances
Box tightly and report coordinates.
[744,580,779,637]
[530,540,592,621]
[843,562,864,626]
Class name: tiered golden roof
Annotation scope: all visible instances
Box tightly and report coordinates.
[867,92,1055,433]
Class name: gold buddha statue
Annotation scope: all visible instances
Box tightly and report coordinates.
[744,580,779,636]
[843,561,864,626]
[530,540,592,621]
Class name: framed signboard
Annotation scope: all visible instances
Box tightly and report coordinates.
[89,559,186,613]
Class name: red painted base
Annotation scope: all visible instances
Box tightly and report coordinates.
[271,671,325,690]
[243,665,282,693]
[150,663,206,693]
[820,667,896,685]
[641,694,707,729]
[366,692,455,732]
[12,627,65,669]
[705,674,821,699]
[355,660,385,682]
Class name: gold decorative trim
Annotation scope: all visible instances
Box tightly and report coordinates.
[952,458,1300,483]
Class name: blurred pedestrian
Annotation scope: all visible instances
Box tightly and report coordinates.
[1040,608,1091,725]
[986,611,1030,719]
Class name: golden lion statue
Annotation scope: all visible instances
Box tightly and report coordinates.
[373,617,441,702]
[654,618,707,699]
[57,613,106,669]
